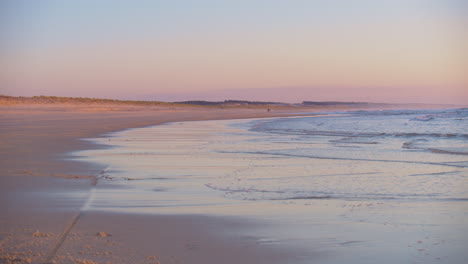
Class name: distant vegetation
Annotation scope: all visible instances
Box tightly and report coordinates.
[302,101,372,106]
[176,100,288,106]
[0,95,171,106]
[1,95,385,109]
[0,95,293,108]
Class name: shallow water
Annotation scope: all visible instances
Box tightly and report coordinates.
[74,108,468,264]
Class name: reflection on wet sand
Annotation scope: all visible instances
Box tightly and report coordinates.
[75,110,468,263]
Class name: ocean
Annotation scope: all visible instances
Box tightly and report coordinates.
[75,107,468,264]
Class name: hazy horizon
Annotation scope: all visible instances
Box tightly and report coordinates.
[4,89,467,106]
[1,0,467,104]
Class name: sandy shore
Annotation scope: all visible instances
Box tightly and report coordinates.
[0,105,318,264]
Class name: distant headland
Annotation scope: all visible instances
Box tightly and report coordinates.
[0,95,457,110]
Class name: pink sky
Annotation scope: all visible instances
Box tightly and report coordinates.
[1,0,467,104]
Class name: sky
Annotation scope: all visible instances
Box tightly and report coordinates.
[1,0,467,104]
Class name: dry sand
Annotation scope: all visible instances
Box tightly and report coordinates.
[1,104,319,264]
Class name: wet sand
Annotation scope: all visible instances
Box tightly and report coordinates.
[0,105,317,264]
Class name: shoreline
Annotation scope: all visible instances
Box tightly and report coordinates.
[1,105,323,264]
[2,104,465,263]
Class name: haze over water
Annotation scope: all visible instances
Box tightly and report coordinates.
[75,108,468,264]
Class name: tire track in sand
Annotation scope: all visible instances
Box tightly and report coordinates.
[42,166,109,264]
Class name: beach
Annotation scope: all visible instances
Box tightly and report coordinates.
[3,0,466,262]
[1,103,467,264]
[0,104,318,264]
